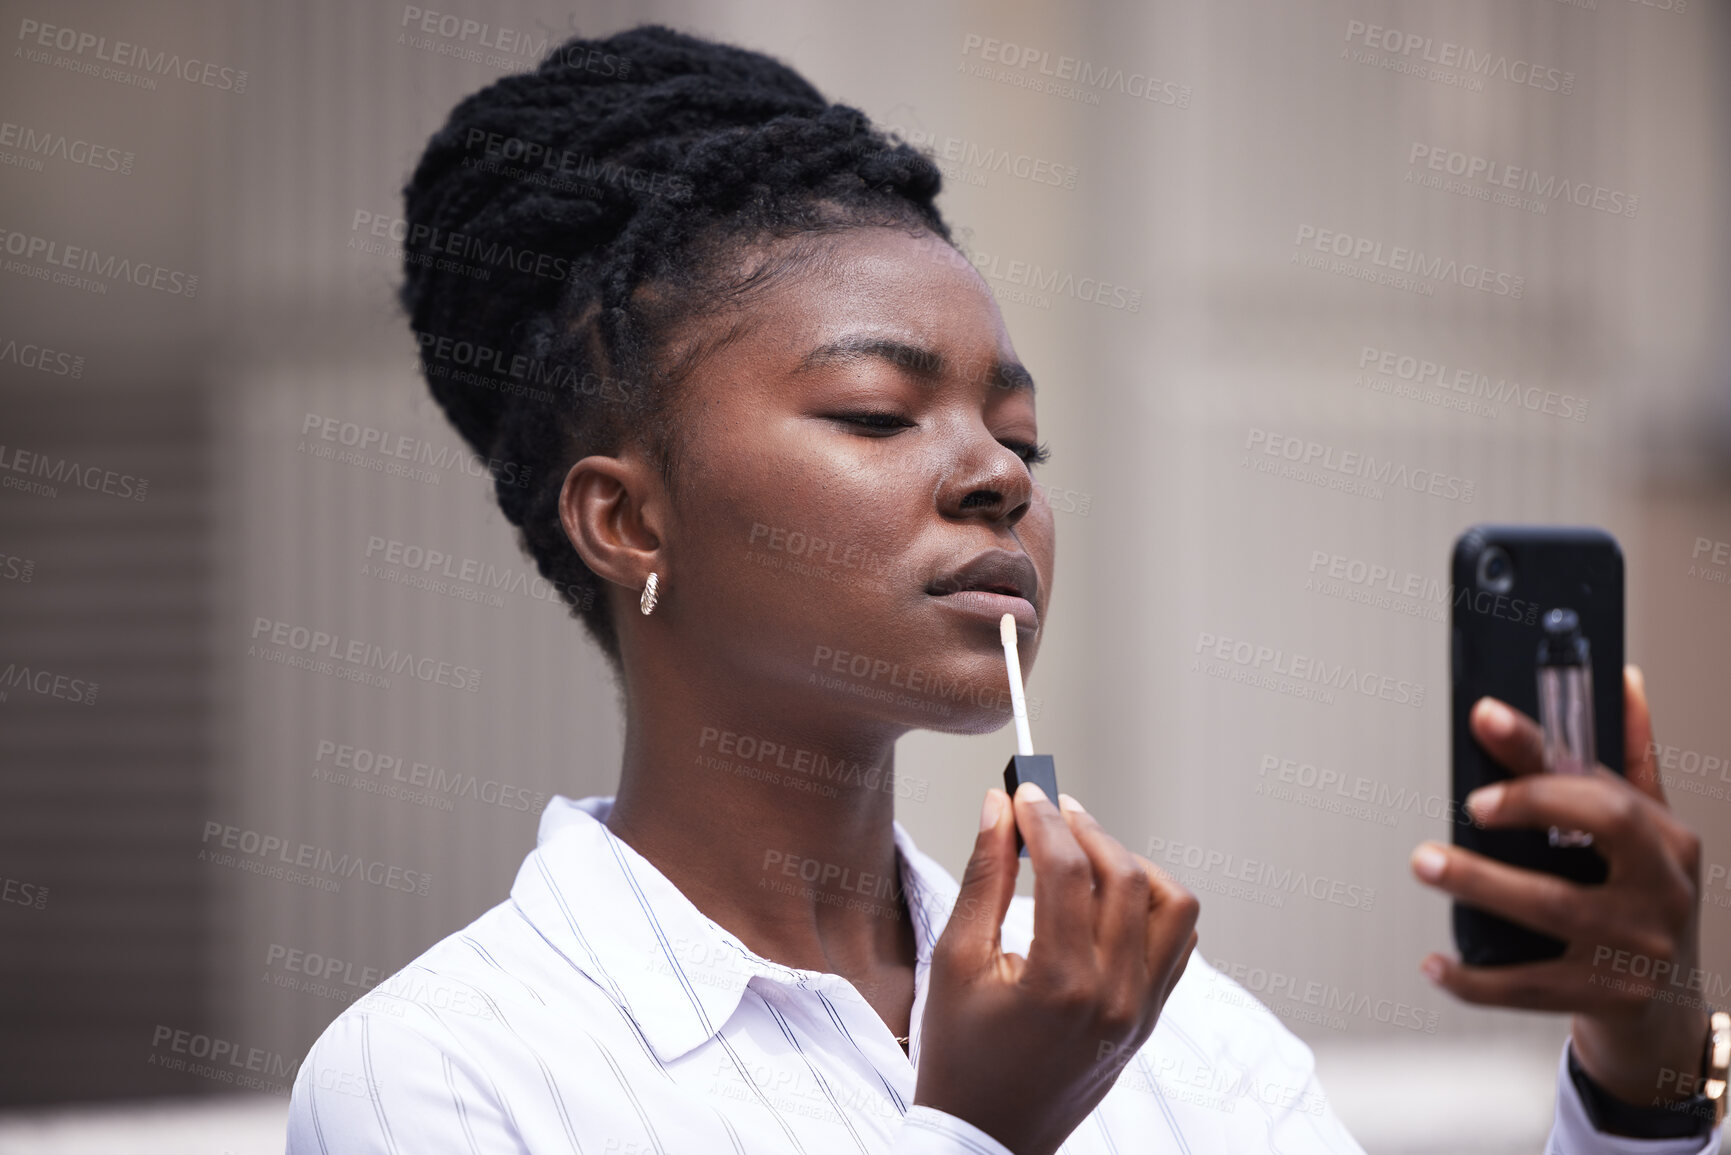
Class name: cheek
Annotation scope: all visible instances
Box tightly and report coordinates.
[1022,491,1058,588]
[676,429,927,589]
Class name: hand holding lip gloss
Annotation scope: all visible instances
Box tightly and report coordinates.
[912,614,1200,1151]
[1000,613,1058,858]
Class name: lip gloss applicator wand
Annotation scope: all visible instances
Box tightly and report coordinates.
[1000,613,1059,858]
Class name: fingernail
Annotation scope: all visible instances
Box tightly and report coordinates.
[1016,781,1049,805]
[1466,782,1504,821]
[1410,842,1446,883]
[979,791,1002,831]
[1057,792,1085,813]
[1420,956,1445,984]
[1477,698,1516,738]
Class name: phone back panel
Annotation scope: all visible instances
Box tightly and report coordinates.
[1450,525,1623,966]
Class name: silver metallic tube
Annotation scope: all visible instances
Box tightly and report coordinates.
[1537,607,1594,847]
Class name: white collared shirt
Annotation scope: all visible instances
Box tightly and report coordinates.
[286,795,1722,1154]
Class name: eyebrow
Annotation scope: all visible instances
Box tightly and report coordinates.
[796,334,1035,395]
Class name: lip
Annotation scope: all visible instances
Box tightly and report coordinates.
[930,589,1039,633]
[927,550,1040,631]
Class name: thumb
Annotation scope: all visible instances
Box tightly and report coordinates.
[939,788,1018,970]
[1623,664,1665,805]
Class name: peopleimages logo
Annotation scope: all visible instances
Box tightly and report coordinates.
[1245,427,1476,504]
[0,334,84,377]
[1256,752,1468,827]
[1293,225,1524,299]
[349,210,574,286]
[299,412,530,488]
[882,121,1080,190]
[267,942,379,986]
[200,820,432,896]
[312,738,547,814]
[697,726,928,802]
[0,225,198,297]
[1356,346,1588,422]
[15,18,249,92]
[248,616,483,693]
[362,534,595,612]
[460,129,688,200]
[1304,549,1542,628]
[148,1026,294,1085]
[413,329,631,409]
[1203,956,1441,1033]
[0,660,99,705]
[396,7,632,78]
[0,119,134,175]
[1407,143,1637,219]
[397,7,550,59]
[953,241,1143,312]
[0,443,148,501]
[1194,630,1426,709]
[958,33,1191,108]
[1146,835,1378,910]
[1,873,48,910]
[1342,19,1574,95]
[0,551,34,583]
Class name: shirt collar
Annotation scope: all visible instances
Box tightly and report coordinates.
[509,794,962,1066]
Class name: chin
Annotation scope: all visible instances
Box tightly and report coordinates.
[798,622,1028,734]
[877,656,1023,736]
[913,709,1019,738]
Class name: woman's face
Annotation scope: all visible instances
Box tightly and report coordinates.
[656,224,1055,738]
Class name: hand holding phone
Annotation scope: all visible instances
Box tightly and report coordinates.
[1413,524,1716,1122]
[1415,666,1713,1117]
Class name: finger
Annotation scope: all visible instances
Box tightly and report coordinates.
[1410,839,1598,944]
[1465,772,1671,870]
[1469,678,1699,873]
[1165,927,1200,994]
[1131,851,1201,987]
[1056,794,1149,989]
[1016,783,1097,974]
[1623,665,1666,807]
[1606,669,1700,874]
[940,788,1020,973]
[1470,697,1546,777]
[1484,771,1703,908]
[1419,952,1626,1016]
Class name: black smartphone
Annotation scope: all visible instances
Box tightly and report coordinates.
[1449,525,1624,967]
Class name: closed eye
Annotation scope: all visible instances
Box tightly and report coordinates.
[1002,440,1051,468]
[831,412,916,434]
[831,413,1050,467]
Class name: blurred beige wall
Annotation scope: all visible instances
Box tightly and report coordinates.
[0,0,1727,1117]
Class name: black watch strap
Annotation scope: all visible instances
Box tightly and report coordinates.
[1567,1038,1715,1140]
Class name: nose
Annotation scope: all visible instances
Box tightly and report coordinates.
[935,421,1033,527]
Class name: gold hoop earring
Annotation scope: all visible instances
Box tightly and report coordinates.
[639,571,661,616]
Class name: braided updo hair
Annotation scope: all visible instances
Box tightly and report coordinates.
[399,23,954,666]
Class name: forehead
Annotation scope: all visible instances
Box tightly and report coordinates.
[713,226,1017,374]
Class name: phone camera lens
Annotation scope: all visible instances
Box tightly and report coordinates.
[1476,546,1514,595]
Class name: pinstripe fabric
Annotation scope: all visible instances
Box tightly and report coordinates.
[285,796,1681,1154]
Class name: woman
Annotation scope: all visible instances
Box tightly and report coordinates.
[287,24,1722,1154]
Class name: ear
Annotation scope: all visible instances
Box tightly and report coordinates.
[557,452,665,594]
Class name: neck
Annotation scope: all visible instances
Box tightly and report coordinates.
[603,659,916,979]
